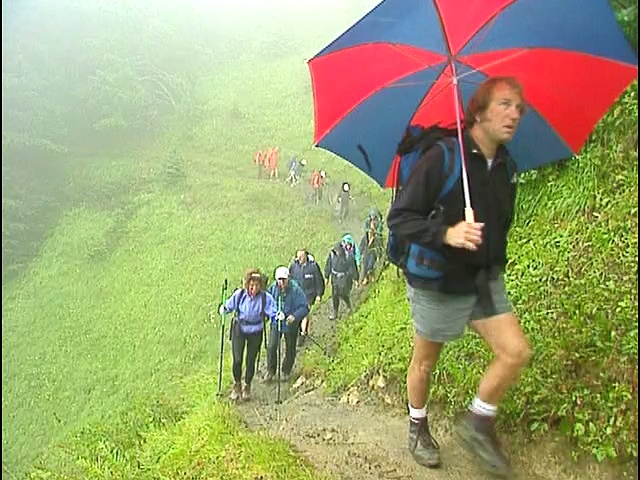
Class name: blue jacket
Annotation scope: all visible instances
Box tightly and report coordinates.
[223,288,277,334]
[267,279,309,325]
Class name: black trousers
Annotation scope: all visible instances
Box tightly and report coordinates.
[231,324,263,385]
[331,283,352,314]
[266,320,300,376]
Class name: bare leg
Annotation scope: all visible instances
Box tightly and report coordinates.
[407,334,444,409]
[407,333,443,468]
[470,312,532,405]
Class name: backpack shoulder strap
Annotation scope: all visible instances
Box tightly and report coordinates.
[260,291,267,321]
[435,138,461,203]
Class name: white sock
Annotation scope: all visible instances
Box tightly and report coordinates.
[408,403,427,421]
[470,396,498,417]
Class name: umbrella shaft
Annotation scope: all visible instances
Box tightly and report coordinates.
[450,65,474,221]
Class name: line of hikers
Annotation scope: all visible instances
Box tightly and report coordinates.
[217,209,385,401]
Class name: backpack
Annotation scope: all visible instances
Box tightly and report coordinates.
[387,125,516,281]
[386,134,461,280]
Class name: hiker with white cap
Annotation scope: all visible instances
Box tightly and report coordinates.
[264,266,309,382]
[338,181,351,223]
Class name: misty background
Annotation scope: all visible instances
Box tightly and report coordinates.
[2,0,382,475]
[3,1,638,478]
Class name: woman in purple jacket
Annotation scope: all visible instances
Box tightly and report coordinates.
[220,268,278,401]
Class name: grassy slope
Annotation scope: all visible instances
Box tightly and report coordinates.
[3,0,637,476]
[28,371,331,480]
[2,1,386,476]
[315,84,639,463]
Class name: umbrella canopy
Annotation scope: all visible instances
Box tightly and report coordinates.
[308,0,638,188]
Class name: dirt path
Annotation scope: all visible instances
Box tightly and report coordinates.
[233,211,632,479]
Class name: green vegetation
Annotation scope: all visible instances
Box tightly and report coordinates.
[28,372,329,480]
[314,84,639,462]
[2,1,384,477]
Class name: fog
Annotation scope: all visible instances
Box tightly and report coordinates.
[1,0,379,282]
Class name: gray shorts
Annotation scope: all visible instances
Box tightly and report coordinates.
[407,275,513,343]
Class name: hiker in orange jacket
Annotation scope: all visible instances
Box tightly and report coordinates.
[310,170,326,204]
[268,146,280,180]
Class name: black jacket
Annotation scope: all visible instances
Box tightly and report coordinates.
[324,244,359,290]
[289,257,325,301]
[387,132,517,293]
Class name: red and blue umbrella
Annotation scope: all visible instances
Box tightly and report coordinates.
[308,0,638,192]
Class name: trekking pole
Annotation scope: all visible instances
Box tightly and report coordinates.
[305,333,330,357]
[216,278,228,396]
[276,295,283,405]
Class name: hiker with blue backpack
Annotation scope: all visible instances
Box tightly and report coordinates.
[219,268,278,402]
[263,266,310,383]
[387,77,530,478]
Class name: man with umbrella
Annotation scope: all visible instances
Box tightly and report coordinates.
[387,77,531,477]
[308,2,636,476]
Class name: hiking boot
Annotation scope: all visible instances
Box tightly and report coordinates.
[408,417,441,468]
[298,334,307,347]
[263,371,275,383]
[229,383,242,401]
[241,383,251,402]
[329,311,337,321]
[454,411,512,478]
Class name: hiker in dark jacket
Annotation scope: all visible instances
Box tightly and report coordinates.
[289,249,325,344]
[324,241,358,320]
[264,266,309,382]
[387,77,530,476]
[220,268,277,401]
[337,182,351,223]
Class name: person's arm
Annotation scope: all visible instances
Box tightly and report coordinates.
[290,286,310,322]
[314,262,325,300]
[386,145,448,249]
[223,288,241,313]
[264,291,278,323]
[350,256,359,285]
[324,252,332,280]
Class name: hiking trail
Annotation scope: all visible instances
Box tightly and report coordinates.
[234,281,629,480]
[231,193,629,479]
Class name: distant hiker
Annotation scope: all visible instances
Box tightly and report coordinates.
[387,77,529,476]
[324,241,358,321]
[268,146,280,180]
[219,268,277,401]
[264,266,309,382]
[289,249,325,345]
[363,208,384,237]
[254,150,265,178]
[359,212,384,285]
[338,182,351,222]
[310,169,326,204]
[286,155,301,186]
